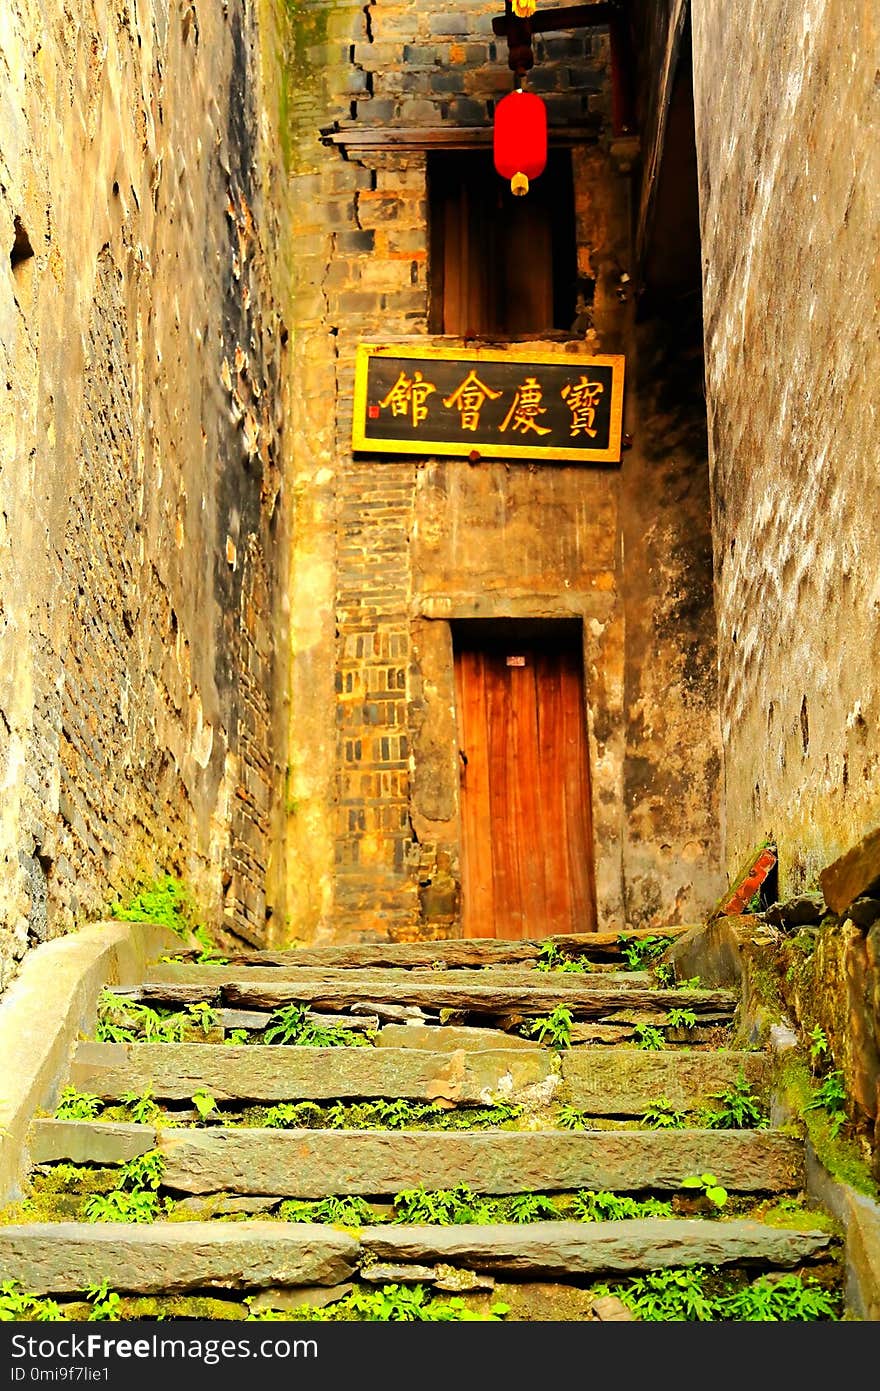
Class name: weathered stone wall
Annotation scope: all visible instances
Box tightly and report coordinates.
[282,0,722,940]
[691,0,880,895]
[0,0,296,984]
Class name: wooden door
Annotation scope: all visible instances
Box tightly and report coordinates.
[428,150,576,338]
[454,627,597,938]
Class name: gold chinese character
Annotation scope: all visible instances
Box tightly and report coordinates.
[377,369,437,427]
[561,376,604,438]
[442,369,503,431]
[499,375,551,436]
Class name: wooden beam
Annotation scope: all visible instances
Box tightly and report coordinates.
[492,3,615,37]
[319,124,603,152]
[635,0,689,274]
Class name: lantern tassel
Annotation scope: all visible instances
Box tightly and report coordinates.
[511,173,529,197]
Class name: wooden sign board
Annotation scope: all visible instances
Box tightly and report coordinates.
[352,344,625,463]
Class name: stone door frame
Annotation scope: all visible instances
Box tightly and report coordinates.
[409,591,626,935]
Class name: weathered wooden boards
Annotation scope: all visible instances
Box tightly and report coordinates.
[30,1121,805,1196]
[69,1041,767,1114]
[0,1218,833,1296]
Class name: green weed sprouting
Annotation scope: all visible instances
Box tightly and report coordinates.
[55,1087,103,1121]
[679,1172,728,1208]
[83,1190,167,1223]
[535,940,590,974]
[805,1070,848,1137]
[556,1104,592,1131]
[641,1096,687,1129]
[633,1023,666,1051]
[279,1186,679,1228]
[86,1281,123,1321]
[0,1281,64,1322]
[664,1007,697,1031]
[262,1003,372,1048]
[95,990,187,1045]
[191,1090,219,1124]
[109,875,228,964]
[84,1150,168,1224]
[185,1001,218,1035]
[699,1072,767,1130]
[523,1004,574,1049]
[617,934,669,970]
[505,1193,561,1222]
[572,1190,674,1222]
[280,1195,377,1227]
[121,1087,161,1125]
[392,1184,489,1226]
[259,1098,521,1131]
[247,1283,509,1322]
[808,1024,829,1070]
[592,1267,839,1322]
[119,1151,165,1192]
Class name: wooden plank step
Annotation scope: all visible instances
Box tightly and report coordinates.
[159,926,693,971]
[0,1217,833,1296]
[69,1042,556,1106]
[29,1122,805,1196]
[128,978,737,1019]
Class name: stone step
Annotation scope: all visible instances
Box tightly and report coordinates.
[125,977,737,1020]
[375,1023,536,1050]
[559,1049,768,1114]
[0,1222,357,1296]
[0,1217,833,1297]
[148,962,655,989]
[163,926,692,972]
[68,1042,767,1115]
[359,1218,835,1279]
[70,1041,557,1106]
[30,1121,805,1196]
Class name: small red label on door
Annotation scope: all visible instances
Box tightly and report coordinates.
[506,655,526,667]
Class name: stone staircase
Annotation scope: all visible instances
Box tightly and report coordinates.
[0,927,847,1321]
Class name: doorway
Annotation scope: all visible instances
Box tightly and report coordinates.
[452,619,597,939]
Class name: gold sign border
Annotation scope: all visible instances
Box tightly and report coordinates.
[352,343,626,464]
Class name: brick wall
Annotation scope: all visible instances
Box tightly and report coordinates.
[692,0,880,894]
[282,0,722,940]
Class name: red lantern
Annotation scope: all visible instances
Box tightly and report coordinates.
[493,88,547,197]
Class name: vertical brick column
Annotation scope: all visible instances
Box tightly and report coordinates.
[334,465,418,937]
[329,152,428,939]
